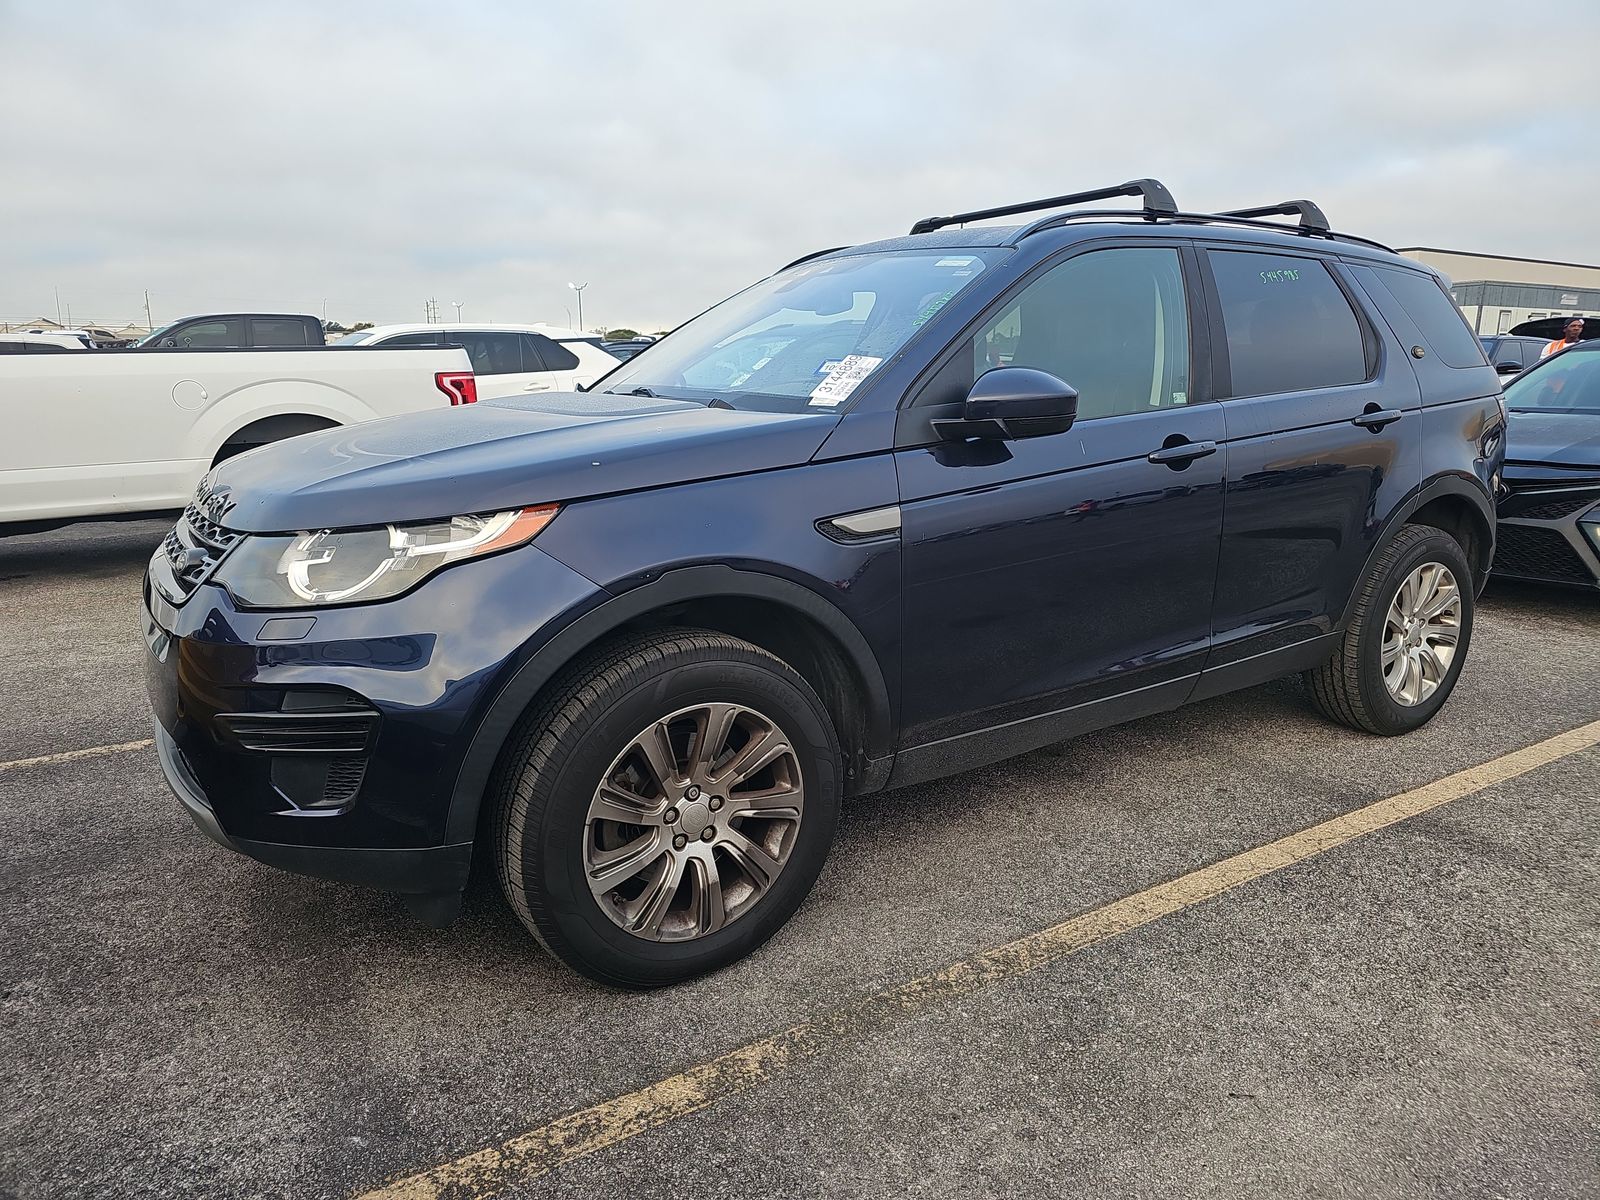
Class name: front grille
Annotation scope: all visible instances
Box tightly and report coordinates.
[1494,525,1595,584]
[1512,495,1598,521]
[161,501,244,599]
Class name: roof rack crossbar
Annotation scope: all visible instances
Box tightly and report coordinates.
[1219,200,1330,234]
[910,178,1177,236]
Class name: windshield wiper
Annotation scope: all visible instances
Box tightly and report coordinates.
[605,384,736,410]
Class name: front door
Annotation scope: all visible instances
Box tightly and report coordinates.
[892,244,1224,781]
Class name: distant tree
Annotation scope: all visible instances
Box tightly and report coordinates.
[349,321,375,332]
[604,327,640,340]
[323,320,347,333]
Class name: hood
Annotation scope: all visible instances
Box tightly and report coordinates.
[1503,408,1600,487]
[212,392,840,532]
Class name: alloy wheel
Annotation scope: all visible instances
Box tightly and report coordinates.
[1381,561,1461,706]
[584,702,805,941]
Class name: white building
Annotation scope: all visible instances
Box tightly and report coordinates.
[1398,247,1600,336]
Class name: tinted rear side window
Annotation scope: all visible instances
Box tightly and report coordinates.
[1208,250,1368,397]
[1371,268,1487,369]
[250,318,313,346]
[526,334,579,371]
[450,331,525,375]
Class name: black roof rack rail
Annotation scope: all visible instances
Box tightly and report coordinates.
[1009,208,1395,254]
[1219,200,1331,234]
[777,245,848,273]
[910,178,1177,236]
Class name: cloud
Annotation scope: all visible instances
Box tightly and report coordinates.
[1,0,1593,330]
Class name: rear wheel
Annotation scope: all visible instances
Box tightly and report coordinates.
[1307,524,1473,735]
[488,630,841,987]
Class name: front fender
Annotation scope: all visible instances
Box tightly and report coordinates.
[441,563,896,844]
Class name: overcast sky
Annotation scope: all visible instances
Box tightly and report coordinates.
[2,1,1595,332]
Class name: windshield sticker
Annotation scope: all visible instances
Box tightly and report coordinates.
[935,257,977,268]
[815,359,844,377]
[911,289,959,330]
[808,355,883,407]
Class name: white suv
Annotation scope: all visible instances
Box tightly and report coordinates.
[338,324,619,399]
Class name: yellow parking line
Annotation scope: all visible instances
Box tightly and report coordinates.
[0,738,153,774]
[357,717,1600,1199]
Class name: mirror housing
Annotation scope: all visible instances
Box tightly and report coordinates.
[933,367,1079,441]
[1495,360,1523,375]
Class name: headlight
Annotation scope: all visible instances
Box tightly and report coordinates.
[213,505,559,608]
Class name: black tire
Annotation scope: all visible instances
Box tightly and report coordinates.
[487,629,841,988]
[1306,524,1474,735]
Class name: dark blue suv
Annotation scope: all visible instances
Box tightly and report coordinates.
[144,181,1505,986]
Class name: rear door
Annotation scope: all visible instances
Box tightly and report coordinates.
[519,334,574,392]
[1197,245,1422,691]
[448,330,534,400]
[893,242,1224,773]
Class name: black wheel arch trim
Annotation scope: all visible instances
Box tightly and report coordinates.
[442,563,895,844]
[1338,472,1495,631]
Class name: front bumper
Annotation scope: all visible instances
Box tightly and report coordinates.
[152,720,474,896]
[142,534,601,900]
[1493,489,1600,588]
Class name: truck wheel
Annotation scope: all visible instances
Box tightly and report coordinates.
[488,629,841,987]
[1306,524,1473,736]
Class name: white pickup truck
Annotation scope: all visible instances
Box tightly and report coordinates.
[3,345,473,530]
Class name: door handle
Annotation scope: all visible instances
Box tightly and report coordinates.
[1147,439,1218,467]
[1351,407,1403,431]
[524,380,553,391]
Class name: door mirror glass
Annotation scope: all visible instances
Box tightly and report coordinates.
[934,367,1078,441]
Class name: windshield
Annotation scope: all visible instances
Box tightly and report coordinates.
[600,249,1003,411]
[334,331,372,345]
[1504,350,1600,414]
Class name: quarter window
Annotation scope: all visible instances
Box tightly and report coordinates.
[1208,251,1367,397]
[1372,267,1487,369]
[917,246,1191,420]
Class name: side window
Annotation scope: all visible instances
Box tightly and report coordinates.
[377,332,443,347]
[526,334,579,372]
[249,318,312,347]
[168,319,242,348]
[1208,251,1368,397]
[450,331,525,375]
[915,246,1191,420]
[1371,268,1487,368]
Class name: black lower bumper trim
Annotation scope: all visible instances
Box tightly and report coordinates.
[153,721,475,899]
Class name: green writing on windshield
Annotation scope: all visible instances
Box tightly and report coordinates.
[1260,268,1301,284]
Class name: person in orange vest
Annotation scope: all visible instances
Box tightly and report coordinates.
[1540,316,1586,359]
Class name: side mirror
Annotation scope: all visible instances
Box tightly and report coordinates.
[1495,360,1523,375]
[933,367,1079,441]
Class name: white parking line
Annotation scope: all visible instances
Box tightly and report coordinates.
[0,739,153,774]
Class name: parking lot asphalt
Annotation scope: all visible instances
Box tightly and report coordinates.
[1,520,1597,1200]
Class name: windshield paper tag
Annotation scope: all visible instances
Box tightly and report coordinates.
[808,355,883,407]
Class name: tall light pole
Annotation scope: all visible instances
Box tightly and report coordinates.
[568,281,587,331]
[452,301,463,322]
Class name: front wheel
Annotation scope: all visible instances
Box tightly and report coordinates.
[488,630,841,987]
[1307,524,1474,735]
